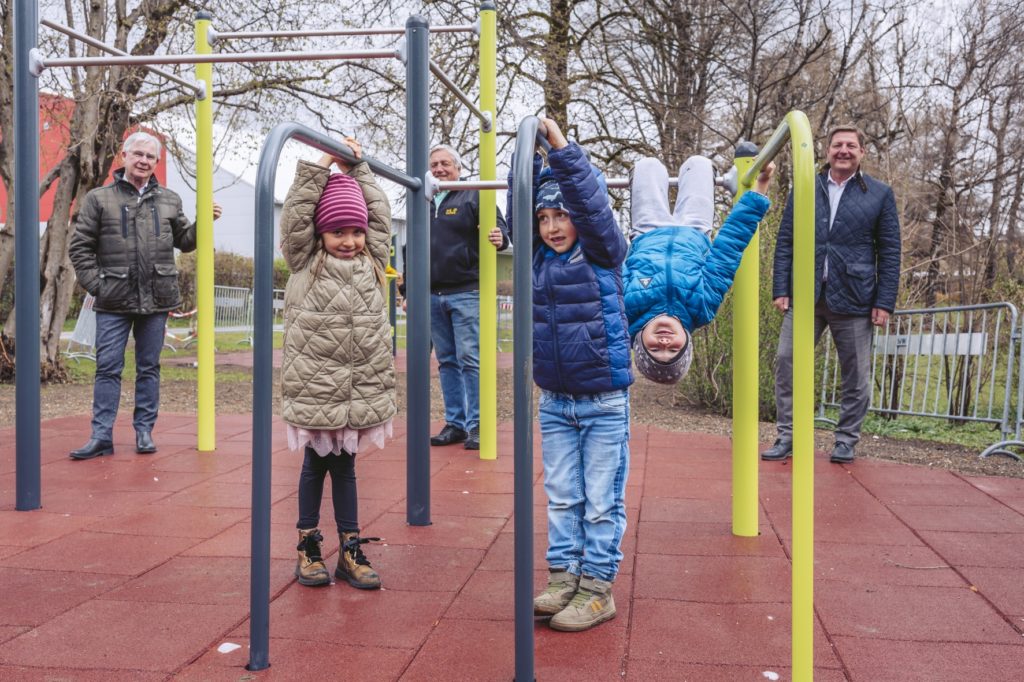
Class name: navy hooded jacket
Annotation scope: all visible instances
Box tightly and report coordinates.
[508,143,633,394]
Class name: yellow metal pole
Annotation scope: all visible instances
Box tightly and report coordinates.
[477,2,498,460]
[194,13,216,451]
[731,146,759,537]
[787,109,816,682]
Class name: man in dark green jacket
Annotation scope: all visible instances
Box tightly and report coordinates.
[68,131,221,459]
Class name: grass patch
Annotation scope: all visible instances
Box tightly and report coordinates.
[818,406,1010,450]
[61,330,281,384]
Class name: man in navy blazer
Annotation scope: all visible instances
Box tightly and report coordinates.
[762,125,901,464]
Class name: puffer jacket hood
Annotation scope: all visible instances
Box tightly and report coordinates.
[278,159,396,430]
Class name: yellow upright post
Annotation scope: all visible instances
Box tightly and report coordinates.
[787,109,816,682]
[477,1,498,460]
[731,145,760,537]
[194,12,216,451]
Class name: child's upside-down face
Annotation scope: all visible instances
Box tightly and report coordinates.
[641,314,689,363]
[322,227,366,260]
[537,208,577,254]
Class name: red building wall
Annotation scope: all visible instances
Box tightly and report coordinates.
[0,93,167,223]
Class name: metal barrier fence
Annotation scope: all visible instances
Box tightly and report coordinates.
[818,303,1020,456]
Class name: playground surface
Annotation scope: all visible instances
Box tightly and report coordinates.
[2,414,1024,681]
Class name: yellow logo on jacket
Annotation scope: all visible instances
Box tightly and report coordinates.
[445,208,458,215]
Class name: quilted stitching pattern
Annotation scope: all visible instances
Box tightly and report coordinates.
[772,171,901,315]
[529,144,633,394]
[279,160,396,430]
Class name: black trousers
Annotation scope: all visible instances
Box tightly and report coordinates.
[296,447,358,534]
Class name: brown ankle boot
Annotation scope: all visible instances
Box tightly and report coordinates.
[335,531,382,589]
[295,529,331,587]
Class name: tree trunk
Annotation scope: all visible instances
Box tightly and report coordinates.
[543,0,573,129]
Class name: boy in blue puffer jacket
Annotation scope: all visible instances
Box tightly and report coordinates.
[503,118,632,633]
[624,156,775,384]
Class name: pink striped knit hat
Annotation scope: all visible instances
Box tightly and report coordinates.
[314,173,368,234]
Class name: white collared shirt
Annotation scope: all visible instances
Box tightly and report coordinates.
[823,170,853,281]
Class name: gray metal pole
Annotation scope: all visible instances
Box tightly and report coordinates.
[14,0,41,511]
[511,115,543,682]
[428,59,492,131]
[405,14,432,526]
[249,122,419,671]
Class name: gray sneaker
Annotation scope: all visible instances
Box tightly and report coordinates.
[830,442,855,464]
[761,439,793,461]
[534,570,580,616]
[549,575,616,632]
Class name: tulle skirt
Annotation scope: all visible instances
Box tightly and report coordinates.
[287,419,393,456]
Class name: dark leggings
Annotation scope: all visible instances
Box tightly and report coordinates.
[296,447,358,535]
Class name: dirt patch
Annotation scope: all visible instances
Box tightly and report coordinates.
[3,362,1021,478]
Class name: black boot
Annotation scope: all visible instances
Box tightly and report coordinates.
[135,430,157,454]
[70,439,114,460]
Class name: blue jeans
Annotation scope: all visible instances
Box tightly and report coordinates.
[91,311,168,441]
[539,388,630,582]
[430,290,480,432]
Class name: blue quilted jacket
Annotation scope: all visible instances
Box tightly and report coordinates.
[772,170,900,315]
[508,143,633,394]
[623,191,770,338]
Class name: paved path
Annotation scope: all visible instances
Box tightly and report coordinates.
[2,415,1023,680]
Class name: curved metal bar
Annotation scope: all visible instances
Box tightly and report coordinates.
[248,121,418,672]
[785,109,817,682]
[979,441,1024,461]
[428,59,492,132]
[41,19,205,98]
[510,114,542,682]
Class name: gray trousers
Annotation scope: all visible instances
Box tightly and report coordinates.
[774,297,874,446]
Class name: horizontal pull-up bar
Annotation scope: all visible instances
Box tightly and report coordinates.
[428,170,738,196]
[429,59,492,132]
[296,136,420,191]
[28,46,402,75]
[210,22,477,42]
[41,20,205,98]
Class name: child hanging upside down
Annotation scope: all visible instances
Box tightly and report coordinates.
[624,155,776,384]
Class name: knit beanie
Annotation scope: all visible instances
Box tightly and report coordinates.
[534,157,609,214]
[314,173,368,234]
[632,324,693,385]
[535,177,565,213]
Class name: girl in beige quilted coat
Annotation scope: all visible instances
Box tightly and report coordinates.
[279,137,394,590]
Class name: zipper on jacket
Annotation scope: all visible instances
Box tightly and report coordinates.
[120,204,129,239]
[151,204,160,237]
[545,267,565,391]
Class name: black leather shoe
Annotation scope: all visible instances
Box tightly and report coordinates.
[761,439,793,461]
[830,442,855,464]
[464,428,480,450]
[135,430,157,454]
[430,424,468,446]
[70,439,114,460]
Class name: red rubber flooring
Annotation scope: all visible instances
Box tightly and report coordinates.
[3,414,1024,680]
